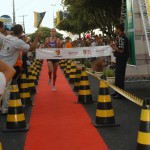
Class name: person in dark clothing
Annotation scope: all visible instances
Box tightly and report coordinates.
[110,23,129,99]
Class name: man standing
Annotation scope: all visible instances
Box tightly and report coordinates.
[110,23,129,99]
[0,21,5,49]
[0,24,41,67]
[44,28,62,91]
[0,24,41,114]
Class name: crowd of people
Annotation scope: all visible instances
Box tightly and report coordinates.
[0,21,129,115]
[0,22,74,114]
[0,22,42,114]
[62,25,129,100]
[70,34,113,48]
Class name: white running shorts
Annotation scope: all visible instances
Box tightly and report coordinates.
[0,72,6,95]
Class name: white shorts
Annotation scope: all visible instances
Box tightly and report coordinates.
[0,72,6,95]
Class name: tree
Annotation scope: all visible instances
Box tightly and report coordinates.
[59,0,122,37]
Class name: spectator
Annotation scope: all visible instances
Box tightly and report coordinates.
[0,24,42,67]
[65,37,72,48]
[95,35,104,46]
[0,24,42,114]
[90,37,97,46]
[0,21,5,49]
[110,23,129,99]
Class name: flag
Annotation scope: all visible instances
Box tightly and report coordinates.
[56,11,60,26]
[34,11,46,28]
[55,11,64,27]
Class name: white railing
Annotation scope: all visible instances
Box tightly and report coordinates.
[138,0,150,57]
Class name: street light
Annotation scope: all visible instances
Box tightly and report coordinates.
[51,4,56,27]
[13,0,16,26]
[19,15,28,33]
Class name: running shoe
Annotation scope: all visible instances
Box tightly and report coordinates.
[48,79,51,85]
[52,85,56,91]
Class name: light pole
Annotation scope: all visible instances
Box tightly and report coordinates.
[19,15,28,33]
[13,0,16,26]
[51,4,56,27]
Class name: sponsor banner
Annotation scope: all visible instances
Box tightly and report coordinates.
[126,0,136,65]
[36,45,113,59]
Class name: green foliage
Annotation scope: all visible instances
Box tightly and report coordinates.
[103,68,115,77]
[59,0,122,36]
[84,61,92,68]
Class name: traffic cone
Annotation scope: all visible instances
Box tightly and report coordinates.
[69,61,77,84]
[35,60,42,78]
[35,60,41,79]
[3,80,29,132]
[92,80,119,127]
[30,65,38,86]
[73,67,81,92]
[59,59,62,66]
[77,67,93,104]
[137,98,150,150]
[65,60,72,78]
[33,67,39,85]
[27,67,36,94]
[59,59,62,67]
[0,142,2,150]
[20,70,32,107]
[60,59,65,69]
[64,60,68,75]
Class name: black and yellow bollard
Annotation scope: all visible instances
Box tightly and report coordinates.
[69,61,77,84]
[64,60,68,75]
[65,60,72,78]
[73,67,81,92]
[59,59,62,66]
[30,65,38,86]
[77,67,93,104]
[3,80,29,132]
[34,60,41,80]
[59,59,62,67]
[35,60,42,78]
[33,67,39,85]
[20,70,32,107]
[137,98,150,150]
[92,80,119,127]
[60,59,65,69]
[27,67,36,94]
[0,142,2,150]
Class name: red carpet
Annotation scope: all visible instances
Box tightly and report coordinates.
[24,60,108,150]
